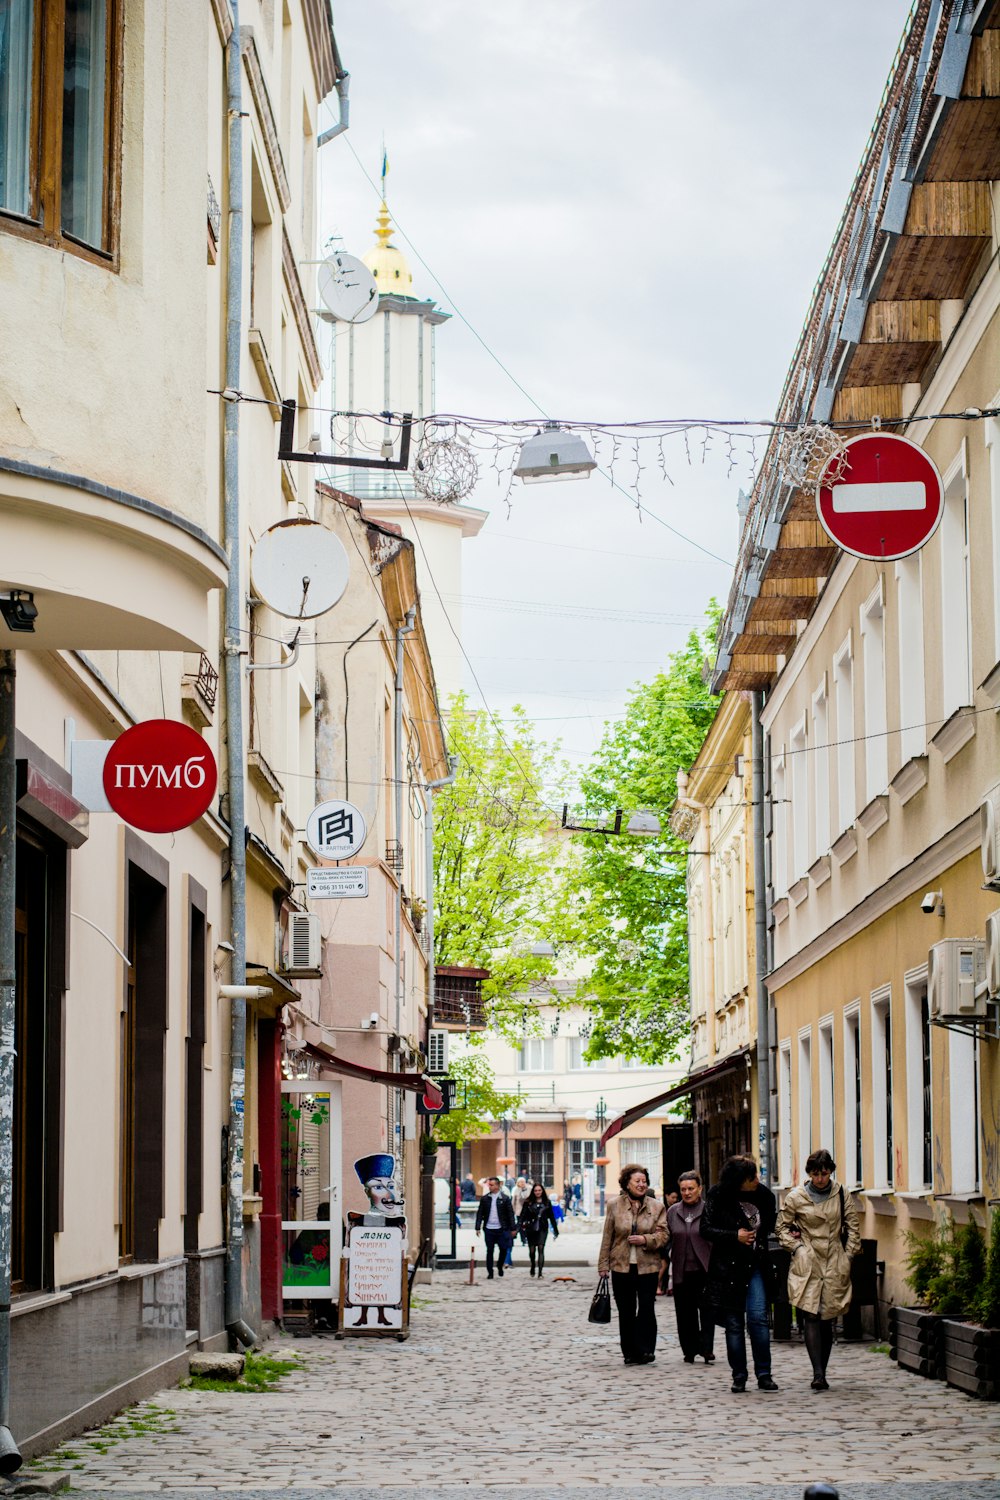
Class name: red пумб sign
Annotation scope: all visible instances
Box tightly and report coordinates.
[103,719,217,833]
[816,432,944,562]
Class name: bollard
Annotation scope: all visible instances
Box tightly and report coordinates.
[468,1246,475,1286]
[804,1486,839,1499]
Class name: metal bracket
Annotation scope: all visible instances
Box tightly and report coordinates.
[278,398,413,470]
[561,803,623,836]
[930,1001,1000,1042]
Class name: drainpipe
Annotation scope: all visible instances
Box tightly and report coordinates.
[751,690,772,1186]
[317,70,349,148]
[392,607,416,1161]
[0,654,22,1472]
[420,757,456,1260]
[221,3,256,1352]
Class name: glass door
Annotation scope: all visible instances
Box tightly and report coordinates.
[280,1081,341,1301]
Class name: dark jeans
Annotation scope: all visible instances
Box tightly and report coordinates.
[673,1269,714,1359]
[482,1228,507,1276]
[611,1268,658,1362]
[722,1267,771,1380]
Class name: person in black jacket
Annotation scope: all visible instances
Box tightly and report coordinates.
[475,1175,516,1279]
[517,1181,559,1277]
[702,1154,779,1393]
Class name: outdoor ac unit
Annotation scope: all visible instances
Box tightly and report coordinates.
[427,1028,449,1075]
[980,782,1000,886]
[985,910,1000,1000]
[928,937,986,1020]
[284,911,322,973]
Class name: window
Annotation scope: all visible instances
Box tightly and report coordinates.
[790,718,809,879]
[771,751,788,897]
[818,1018,835,1151]
[517,1037,553,1072]
[843,1006,862,1186]
[619,1055,654,1069]
[833,635,855,831]
[870,988,894,1189]
[0,0,121,256]
[895,556,926,763]
[812,678,830,859]
[797,1030,812,1168]
[567,1037,606,1070]
[623,1138,660,1184]
[516,1140,554,1186]
[905,971,932,1190]
[568,1138,595,1177]
[861,583,888,799]
[949,1028,980,1193]
[941,448,973,719]
[778,1042,792,1184]
[988,412,1000,662]
[121,842,168,1263]
[184,889,208,1254]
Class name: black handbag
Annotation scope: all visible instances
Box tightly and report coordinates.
[588,1274,612,1324]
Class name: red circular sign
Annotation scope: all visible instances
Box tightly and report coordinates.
[103,719,217,833]
[816,432,944,562]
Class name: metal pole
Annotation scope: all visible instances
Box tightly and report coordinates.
[221,3,255,1351]
[751,690,772,1186]
[393,608,415,1162]
[0,654,22,1470]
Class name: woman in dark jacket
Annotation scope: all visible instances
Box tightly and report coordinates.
[666,1171,714,1363]
[517,1182,559,1277]
[702,1154,778,1394]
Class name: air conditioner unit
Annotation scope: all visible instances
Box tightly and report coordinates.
[284,911,322,973]
[928,937,986,1020]
[985,910,1000,1000]
[980,782,1000,886]
[427,1028,449,1075]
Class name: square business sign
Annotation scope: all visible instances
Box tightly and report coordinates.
[307,867,369,900]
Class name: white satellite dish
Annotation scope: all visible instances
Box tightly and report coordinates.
[251,520,350,619]
[318,251,379,324]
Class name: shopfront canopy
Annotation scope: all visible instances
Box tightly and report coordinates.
[599,1049,751,1150]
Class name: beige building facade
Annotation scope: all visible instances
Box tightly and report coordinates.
[708,1,1000,1318]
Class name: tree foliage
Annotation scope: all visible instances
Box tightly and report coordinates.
[430,1047,523,1147]
[572,609,722,1063]
[433,692,582,1030]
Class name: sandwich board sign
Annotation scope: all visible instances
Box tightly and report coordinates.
[816,432,944,562]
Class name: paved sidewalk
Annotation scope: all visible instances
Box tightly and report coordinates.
[19,1267,1000,1496]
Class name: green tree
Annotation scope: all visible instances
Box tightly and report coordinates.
[431,1048,523,1147]
[572,608,722,1063]
[433,692,582,1030]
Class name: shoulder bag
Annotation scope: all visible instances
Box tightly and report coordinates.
[588,1273,612,1324]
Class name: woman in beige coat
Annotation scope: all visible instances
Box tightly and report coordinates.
[598,1164,668,1366]
[775,1148,861,1391]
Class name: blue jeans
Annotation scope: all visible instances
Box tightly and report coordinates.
[723,1268,771,1380]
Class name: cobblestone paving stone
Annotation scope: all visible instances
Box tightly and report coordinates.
[28,1269,1000,1497]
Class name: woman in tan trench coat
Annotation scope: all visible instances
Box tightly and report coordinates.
[775,1148,861,1391]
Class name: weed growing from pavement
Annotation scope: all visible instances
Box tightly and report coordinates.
[868,1343,892,1354]
[20,1403,182,1473]
[184,1350,302,1393]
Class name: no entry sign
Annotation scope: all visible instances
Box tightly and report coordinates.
[103,720,217,833]
[816,433,944,562]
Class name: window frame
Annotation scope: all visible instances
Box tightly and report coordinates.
[0,0,123,267]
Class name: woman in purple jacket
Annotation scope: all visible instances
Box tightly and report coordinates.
[667,1171,715,1363]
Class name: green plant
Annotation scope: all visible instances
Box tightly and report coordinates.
[972,1206,1000,1328]
[952,1219,987,1312]
[905,1215,985,1315]
[419,1133,438,1154]
[903,1224,947,1305]
[186,1350,301,1394]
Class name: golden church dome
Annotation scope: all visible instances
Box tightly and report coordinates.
[362,202,413,295]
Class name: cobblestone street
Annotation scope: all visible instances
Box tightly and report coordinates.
[25,1264,1000,1499]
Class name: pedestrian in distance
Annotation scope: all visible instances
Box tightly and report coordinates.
[475,1175,516,1280]
[666,1171,715,1363]
[562,1180,572,1216]
[571,1175,583,1216]
[507,1175,531,1267]
[703,1154,779,1393]
[597,1163,668,1366]
[775,1148,862,1391]
[518,1181,560,1277]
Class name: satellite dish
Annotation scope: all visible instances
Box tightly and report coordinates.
[251,520,350,619]
[318,251,379,323]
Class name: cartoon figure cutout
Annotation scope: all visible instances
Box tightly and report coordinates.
[340,1153,409,1336]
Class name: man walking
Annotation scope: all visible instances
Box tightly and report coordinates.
[475,1175,516,1279]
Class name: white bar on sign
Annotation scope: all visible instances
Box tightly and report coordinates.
[831,480,925,514]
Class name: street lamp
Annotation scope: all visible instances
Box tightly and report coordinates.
[592,1096,610,1215]
[514,424,597,484]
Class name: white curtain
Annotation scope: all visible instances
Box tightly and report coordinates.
[0,0,34,217]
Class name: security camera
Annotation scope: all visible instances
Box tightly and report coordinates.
[307,431,322,453]
[0,590,38,633]
[921,890,945,916]
[361,1012,378,1029]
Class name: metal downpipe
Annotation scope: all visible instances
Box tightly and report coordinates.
[222,2,255,1353]
[751,690,772,1186]
[0,655,22,1471]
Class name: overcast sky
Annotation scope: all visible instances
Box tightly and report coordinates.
[320,1,912,806]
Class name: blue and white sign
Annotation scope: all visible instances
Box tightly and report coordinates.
[306,799,367,860]
[307,866,369,900]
